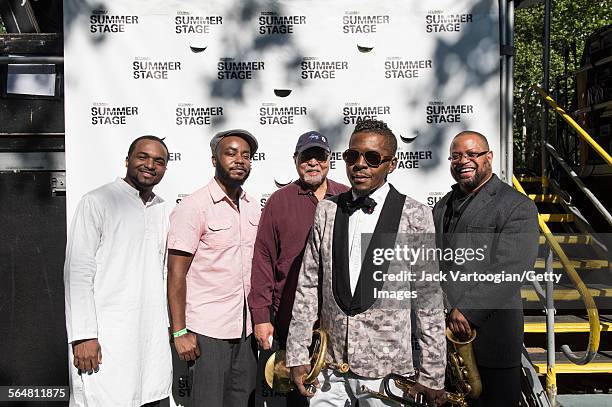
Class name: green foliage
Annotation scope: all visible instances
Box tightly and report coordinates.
[513,0,612,170]
[0,17,5,34]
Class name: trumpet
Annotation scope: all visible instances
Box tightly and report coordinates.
[358,373,468,407]
[264,328,349,393]
[359,328,481,407]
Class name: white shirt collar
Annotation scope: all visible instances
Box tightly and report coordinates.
[351,182,390,204]
[115,177,161,204]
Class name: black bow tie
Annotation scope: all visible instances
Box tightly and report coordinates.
[346,196,377,215]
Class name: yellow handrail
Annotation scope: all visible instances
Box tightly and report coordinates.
[513,175,600,364]
[531,84,612,167]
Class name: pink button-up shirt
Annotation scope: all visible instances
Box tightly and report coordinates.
[167,178,260,339]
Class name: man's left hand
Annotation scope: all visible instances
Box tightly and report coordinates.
[408,382,447,407]
[254,322,274,350]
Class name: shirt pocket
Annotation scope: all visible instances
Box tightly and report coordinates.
[205,218,234,248]
[248,212,259,232]
[243,214,259,249]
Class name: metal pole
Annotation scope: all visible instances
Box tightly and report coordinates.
[0,56,64,64]
[541,0,552,193]
[506,0,515,184]
[499,0,508,182]
[545,142,612,226]
[545,247,557,405]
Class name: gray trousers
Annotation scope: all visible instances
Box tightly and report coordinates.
[190,333,257,407]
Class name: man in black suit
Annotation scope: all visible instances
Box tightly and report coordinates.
[433,131,539,407]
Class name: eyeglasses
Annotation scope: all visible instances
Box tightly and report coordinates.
[342,149,394,168]
[448,151,490,162]
[298,148,329,163]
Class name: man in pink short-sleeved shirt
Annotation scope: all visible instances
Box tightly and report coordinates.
[167,129,260,407]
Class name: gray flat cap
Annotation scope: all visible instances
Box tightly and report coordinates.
[210,129,258,156]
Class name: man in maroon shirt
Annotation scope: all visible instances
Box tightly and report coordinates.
[249,131,348,354]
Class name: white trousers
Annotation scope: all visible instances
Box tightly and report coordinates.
[309,369,406,407]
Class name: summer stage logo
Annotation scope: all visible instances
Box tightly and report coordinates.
[168,151,182,162]
[175,11,222,34]
[395,150,433,169]
[175,103,223,126]
[258,11,306,34]
[90,103,138,125]
[326,151,343,170]
[217,58,265,80]
[260,193,272,208]
[301,57,349,79]
[342,11,390,33]
[427,101,474,124]
[175,193,189,205]
[90,10,138,33]
[425,10,473,33]
[259,103,307,125]
[384,57,432,79]
[426,191,446,208]
[343,103,391,125]
[132,57,182,80]
[252,151,267,162]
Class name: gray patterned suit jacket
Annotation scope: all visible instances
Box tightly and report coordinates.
[286,188,446,389]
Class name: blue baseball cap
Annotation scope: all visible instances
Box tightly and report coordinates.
[294,131,330,155]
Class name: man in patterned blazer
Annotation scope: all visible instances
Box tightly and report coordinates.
[286,119,447,407]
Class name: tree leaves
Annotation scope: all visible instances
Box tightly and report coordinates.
[514,0,612,169]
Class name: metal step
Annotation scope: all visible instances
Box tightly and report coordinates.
[528,350,612,374]
[538,235,594,245]
[529,194,562,203]
[522,287,612,301]
[533,258,609,269]
[524,315,612,333]
[517,176,542,183]
[540,213,575,222]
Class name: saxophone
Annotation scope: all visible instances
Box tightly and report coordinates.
[446,327,482,399]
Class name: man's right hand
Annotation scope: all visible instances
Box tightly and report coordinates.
[72,338,102,373]
[174,332,200,361]
[290,364,319,397]
[409,382,447,406]
[448,308,472,341]
[254,322,274,350]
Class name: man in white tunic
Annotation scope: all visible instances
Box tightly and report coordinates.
[64,136,173,407]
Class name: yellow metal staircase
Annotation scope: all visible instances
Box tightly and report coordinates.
[524,315,612,334]
[514,176,612,402]
[517,175,611,302]
[515,85,612,402]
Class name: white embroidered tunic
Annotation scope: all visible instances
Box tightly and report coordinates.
[64,178,172,407]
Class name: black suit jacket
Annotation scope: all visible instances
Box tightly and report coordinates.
[432,174,539,368]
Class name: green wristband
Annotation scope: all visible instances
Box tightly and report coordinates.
[172,328,188,338]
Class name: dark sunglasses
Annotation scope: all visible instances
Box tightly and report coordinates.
[298,148,329,163]
[342,149,394,167]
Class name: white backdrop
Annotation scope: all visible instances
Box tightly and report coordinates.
[64,0,501,219]
[64,1,503,404]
